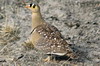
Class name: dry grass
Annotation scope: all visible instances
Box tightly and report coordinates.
[22,39,34,50]
[0,24,20,45]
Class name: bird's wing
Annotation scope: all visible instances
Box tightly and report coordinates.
[32,23,62,39]
[32,23,77,59]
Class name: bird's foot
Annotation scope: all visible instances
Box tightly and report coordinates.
[43,56,60,63]
[43,56,52,62]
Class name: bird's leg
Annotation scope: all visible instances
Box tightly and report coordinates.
[52,56,58,62]
[43,56,52,62]
[52,56,60,63]
[43,56,59,62]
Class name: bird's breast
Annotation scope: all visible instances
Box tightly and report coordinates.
[30,31,42,46]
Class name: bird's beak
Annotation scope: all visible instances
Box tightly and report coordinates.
[25,5,30,8]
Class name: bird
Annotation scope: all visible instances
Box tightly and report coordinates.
[25,3,78,62]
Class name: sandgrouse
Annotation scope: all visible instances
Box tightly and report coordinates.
[25,3,77,61]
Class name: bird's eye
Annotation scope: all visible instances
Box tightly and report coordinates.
[33,4,36,8]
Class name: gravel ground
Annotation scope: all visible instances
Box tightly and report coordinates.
[0,0,100,66]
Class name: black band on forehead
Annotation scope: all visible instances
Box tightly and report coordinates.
[30,3,32,7]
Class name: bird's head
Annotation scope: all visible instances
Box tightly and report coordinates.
[25,3,40,13]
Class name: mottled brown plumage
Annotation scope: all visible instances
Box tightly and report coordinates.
[25,3,77,61]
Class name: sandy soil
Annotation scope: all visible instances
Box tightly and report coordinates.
[0,0,100,66]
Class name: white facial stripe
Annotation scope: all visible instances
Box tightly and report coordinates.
[32,3,35,6]
[32,3,36,8]
[29,3,36,7]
